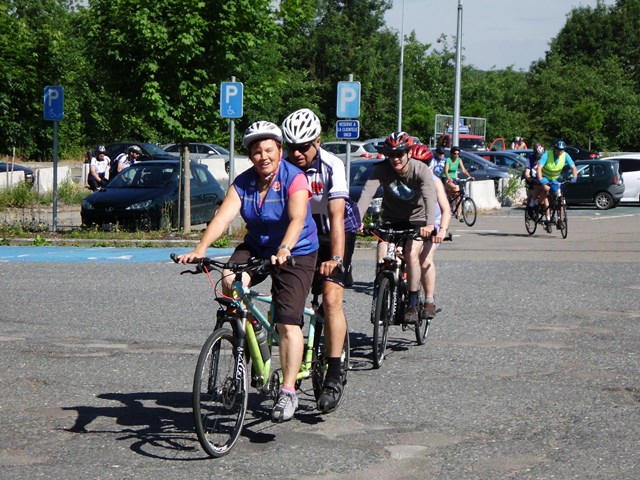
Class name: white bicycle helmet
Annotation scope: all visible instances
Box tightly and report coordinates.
[242,121,283,149]
[281,108,322,144]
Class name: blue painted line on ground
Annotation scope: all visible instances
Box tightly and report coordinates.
[0,246,235,263]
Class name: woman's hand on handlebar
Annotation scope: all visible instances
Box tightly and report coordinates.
[433,227,448,244]
[176,249,205,265]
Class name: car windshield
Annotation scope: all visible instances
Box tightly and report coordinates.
[350,162,375,186]
[109,164,178,188]
[361,143,378,154]
[210,144,229,155]
[144,143,170,156]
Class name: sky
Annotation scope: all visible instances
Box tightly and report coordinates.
[384,0,617,71]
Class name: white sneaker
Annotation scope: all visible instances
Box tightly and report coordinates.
[271,389,298,423]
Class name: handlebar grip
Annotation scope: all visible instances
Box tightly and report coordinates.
[170,253,179,263]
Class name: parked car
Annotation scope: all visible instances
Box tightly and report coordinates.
[105,142,178,162]
[81,160,224,230]
[437,133,488,152]
[348,159,384,221]
[476,151,527,172]
[505,148,532,159]
[563,159,624,210]
[565,145,600,160]
[321,141,384,159]
[599,154,640,203]
[162,142,251,175]
[0,161,34,185]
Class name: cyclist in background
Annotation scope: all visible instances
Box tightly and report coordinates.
[281,108,360,414]
[536,140,578,229]
[357,131,437,324]
[411,143,452,318]
[431,147,447,178]
[88,145,111,191]
[178,121,318,424]
[524,143,545,215]
[442,146,474,221]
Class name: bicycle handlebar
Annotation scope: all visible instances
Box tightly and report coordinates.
[170,253,295,275]
[366,226,453,243]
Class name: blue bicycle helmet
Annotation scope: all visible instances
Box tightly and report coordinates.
[554,140,566,150]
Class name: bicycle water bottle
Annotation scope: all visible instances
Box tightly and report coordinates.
[254,322,270,362]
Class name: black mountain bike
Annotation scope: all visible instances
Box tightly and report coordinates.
[525,181,568,238]
[367,226,452,369]
[448,178,477,227]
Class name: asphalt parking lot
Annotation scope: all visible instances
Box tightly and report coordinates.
[1,207,639,479]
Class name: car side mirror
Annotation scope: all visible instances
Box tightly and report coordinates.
[468,165,478,171]
[207,150,215,155]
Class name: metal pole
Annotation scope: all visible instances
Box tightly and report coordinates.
[52,121,58,232]
[227,78,236,236]
[345,73,353,190]
[397,0,405,131]
[452,0,464,148]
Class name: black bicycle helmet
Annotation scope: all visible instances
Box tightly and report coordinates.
[554,140,566,150]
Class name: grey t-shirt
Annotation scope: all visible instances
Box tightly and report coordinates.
[356,158,437,225]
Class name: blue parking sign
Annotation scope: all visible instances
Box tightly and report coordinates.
[43,86,64,121]
[220,82,243,119]
[336,81,361,118]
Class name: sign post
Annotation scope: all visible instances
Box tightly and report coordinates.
[336,76,361,188]
[43,85,64,232]
[220,78,244,235]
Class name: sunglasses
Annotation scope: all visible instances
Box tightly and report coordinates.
[286,142,314,153]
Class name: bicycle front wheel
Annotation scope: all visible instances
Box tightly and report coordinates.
[415,288,430,345]
[462,197,477,227]
[311,319,350,403]
[525,208,537,235]
[558,199,568,239]
[193,327,248,458]
[372,276,392,369]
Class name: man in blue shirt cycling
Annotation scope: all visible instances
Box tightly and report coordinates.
[536,140,578,231]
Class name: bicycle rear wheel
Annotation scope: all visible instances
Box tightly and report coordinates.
[193,327,248,458]
[558,199,568,239]
[372,276,392,369]
[462,197,477,226]
[525,208,537,235]
[311,319,350,403]
[415,287,430,345]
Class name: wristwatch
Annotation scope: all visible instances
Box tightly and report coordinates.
[277,244,290,252]
[331,255,343,264]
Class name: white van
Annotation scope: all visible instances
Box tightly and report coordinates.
[604,155,640,202]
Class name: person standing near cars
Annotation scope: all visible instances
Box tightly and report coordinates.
[281,108,359,413]
[178,121,318,424]
[111,145,142,178]
[88,145,111,191]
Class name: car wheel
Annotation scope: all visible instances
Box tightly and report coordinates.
[594,191,614,210]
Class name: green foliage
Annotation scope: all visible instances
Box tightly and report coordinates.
[212,236,230,248]
[32,234,51,246]
[0,182,38,207]
[3,0,640,159]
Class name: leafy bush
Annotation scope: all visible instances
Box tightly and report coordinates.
[0,182,37,207]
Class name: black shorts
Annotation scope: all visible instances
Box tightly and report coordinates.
[229,243,317,326]
[311,232,357,294]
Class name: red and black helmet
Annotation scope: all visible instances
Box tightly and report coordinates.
[380,131,415,155]
[411,143,433,163]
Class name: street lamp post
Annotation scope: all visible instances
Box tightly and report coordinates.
[452,0,464,147]
[397,0,405,131]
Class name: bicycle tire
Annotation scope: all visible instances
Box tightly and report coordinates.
[311,319,350,403]
[372,276,392,369]
[462,197,477,227]
[415,287,430,345]
[193,327,248,458]
[524,208,537,235]
[558,198,568,239]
